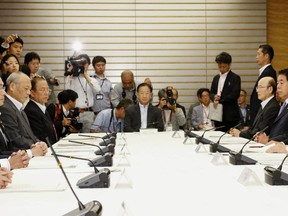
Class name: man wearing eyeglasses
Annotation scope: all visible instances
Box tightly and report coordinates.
[230,77,279,139]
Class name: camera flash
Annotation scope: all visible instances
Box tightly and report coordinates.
[72,41,82,52]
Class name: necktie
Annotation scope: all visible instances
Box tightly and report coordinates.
[45,111,58,142]
[0,119,8,149]
[117,122,122,132]
[278,102,287,116]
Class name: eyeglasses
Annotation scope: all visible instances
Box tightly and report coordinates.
[256,85,271,90]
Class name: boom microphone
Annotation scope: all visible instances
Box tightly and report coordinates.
[264,154,288,185]
[45,138,102,216]
[229,126,269,165]
[54,153,110,188]
[209,123,242,153]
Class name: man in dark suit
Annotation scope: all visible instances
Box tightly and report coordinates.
[250,44,277,126]
[230,77,279,139]
[0,72,47,157]
[24,76,57,144]
[124,82,164,132]
[211,52,241,132]
[255,69,288,144]
[238,89,250,130]
[0,77,30,170]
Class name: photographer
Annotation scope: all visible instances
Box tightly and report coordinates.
[156,87,186,131]
[64,54,101,132]
[47,89,81,138]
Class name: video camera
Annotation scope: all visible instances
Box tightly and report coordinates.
[64,56,87,77]
[166,87,176,106]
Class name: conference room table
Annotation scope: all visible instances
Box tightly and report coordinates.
[0,130,288,216]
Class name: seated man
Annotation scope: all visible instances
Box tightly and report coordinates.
[90,98,133,133]
[124,83,164,132]
[255,69,288,144]
[156,87,186,131]
[0,72,47,157]
[238,89,250,131]
[111,69,151,107]
[230,77,279,139]
[24,76,58,144]
[191,88,214,130]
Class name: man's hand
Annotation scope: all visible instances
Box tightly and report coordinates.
[0,167,13,189]
[229,128,240,137]
[254,132,269,144]
[31,141,48,156]
[9,150,30,169]
[266,141,288,153]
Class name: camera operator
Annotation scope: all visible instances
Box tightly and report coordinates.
[64,53,101,132]
[156,87,186,131]
[47,89,81,138]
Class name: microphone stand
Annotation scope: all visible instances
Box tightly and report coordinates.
[46,138,102,216]
[264,154,288,185]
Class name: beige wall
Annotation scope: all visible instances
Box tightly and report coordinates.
[267,0,288,73]
[0,0,267,108]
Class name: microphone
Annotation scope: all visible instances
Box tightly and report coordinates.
[68,140,113,167]
[229,126,269,165]
[79,134,116,146]
[45,138,102,215]
[53,153,110,188]
[209,123,242,153]
[69,140,115,155]
[195,125,225,144]
[264,154,288,185]
[102,132,117,139]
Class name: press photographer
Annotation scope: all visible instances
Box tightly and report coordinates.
[64,53,101,132]
[156,87,186,131]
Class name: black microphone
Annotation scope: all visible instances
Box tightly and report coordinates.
[69,140,115,156]
[45,138,102,215]
[229,126,269,165]
[196,125,225,144]
[68,140,113,167]
[209,123,242,153]
[53,153,110,188]
[264,154,288,185]
[79,134,116,146]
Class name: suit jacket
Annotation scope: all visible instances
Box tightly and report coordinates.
[0,96,39,151]
[46,103,68,139]
[269,103,288,139]
[191,103,213,130]
[238,104,250,128]
[124,103,164,132]
[211,70,241,123]
[250,65,277,125]
[0,123,12,158]
[240,97,279,139]
[24,100,57,144]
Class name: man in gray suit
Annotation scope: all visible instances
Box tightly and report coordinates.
[191,88,214,130]
[0,72,47,157]
[230,77,279,139]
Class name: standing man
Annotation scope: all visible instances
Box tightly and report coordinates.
[91,56,113,116]
[65,53,101,132]
[124,83,164,132]
[250,44,277,126]
[211,52,241,132]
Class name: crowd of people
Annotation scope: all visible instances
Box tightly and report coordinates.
[1,33,288,189]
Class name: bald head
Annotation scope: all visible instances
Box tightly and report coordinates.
[257,76,276,101]
[121,70,134,90]
[6,72,31,104]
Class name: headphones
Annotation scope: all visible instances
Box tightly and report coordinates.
[122,87,137,104]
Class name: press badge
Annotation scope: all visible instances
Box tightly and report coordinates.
[96,94,103,100]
